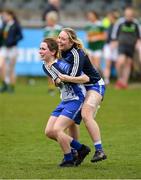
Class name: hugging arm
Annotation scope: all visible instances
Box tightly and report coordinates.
[58,73,89,83]
[50,54,89,84]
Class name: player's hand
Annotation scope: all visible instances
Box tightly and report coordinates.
[55,78,64,88]
[58,73,70,82]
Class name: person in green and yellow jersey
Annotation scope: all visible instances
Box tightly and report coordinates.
[85,10,107,73]
[43,11,62,95]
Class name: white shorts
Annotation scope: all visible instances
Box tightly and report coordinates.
[0,46,18,61]
[103,44,118,61]
[88,49,103,58]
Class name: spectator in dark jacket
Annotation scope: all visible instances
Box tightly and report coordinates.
[0,9,23,93]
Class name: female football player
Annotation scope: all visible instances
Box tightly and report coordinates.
[39,38,90,167]
[56,28,107,162]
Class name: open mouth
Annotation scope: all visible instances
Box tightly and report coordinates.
[40,54,44,59]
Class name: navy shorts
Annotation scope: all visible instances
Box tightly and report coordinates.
[118,45,135,58]
[51,100,83,125]
[85,78,106,97]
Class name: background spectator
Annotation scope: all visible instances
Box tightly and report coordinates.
[85,10,106,73]
[42,0,60,21]
[111,6,141,89]
[43,11,62,95]
[103,10,119,84]
[0,9,23,93]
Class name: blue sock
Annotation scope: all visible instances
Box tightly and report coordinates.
[64,152,73,161]
[70,139,82,150]
[94,141,102,151]
[71,148,77,154]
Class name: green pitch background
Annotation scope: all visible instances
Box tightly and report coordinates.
[0,79,141,179]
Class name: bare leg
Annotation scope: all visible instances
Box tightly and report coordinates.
[45,116,58,140]
[81,90,107,162]
[9,57,16,85]
[103,59,112,84]
[68,124,79,140]
[81,90,102,142]
[90,55,102,73]
[116,54,126,82]
[0,57,6,81]
[122,58,132,85]
[0,58,8,92]
[53,115,74,154]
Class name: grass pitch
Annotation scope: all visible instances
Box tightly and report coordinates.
[0,79,141,179]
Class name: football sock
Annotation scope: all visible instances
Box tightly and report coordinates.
[70,139,82,150]
[71,148,77,154]
[64,152,73,161]
[94,140,102,151]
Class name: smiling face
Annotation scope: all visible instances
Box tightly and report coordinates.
[57,31,73,51]
[39,42,53,61]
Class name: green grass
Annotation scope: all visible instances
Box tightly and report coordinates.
[0,79,141,179]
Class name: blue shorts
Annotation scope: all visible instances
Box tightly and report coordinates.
[51,100,83,125]
[85,78,106,97]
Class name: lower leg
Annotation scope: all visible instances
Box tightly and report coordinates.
[82,100,103,151]
[104,60,111,84]
[121,59,132,85]
[0,61,8,92]
[115,55,126,82]
[83,113,107,162]
[68,124,79,140]
[56,130,90,165]
[84,117,103,150]
[56,131,73,154]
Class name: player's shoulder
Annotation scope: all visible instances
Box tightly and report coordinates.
[116,17,126,25]
[56,58,70,67]
[71,47,85,56]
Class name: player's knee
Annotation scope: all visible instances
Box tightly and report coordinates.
[81,109,91,122]
[81,111,87,121]
[53,127,61,138]
[45,128,54,139]
[81,109,96,125]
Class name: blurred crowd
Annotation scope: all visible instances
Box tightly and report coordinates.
[84,7,141,89]
[0,0,141,93]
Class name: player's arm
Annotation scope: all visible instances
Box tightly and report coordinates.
[58,50,83,77]
[53,50,87,83]
[42,63,58,81]
[43,63,63,87]
[135,20,141,39]
[50,59,89,83]
[69,49,82,76]
[58,73,89,83]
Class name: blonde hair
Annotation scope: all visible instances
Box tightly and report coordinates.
[62,27,86,52]
[46,11,59,22]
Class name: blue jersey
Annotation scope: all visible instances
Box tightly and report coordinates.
[43,59,86,102]
[61,45,101,84]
